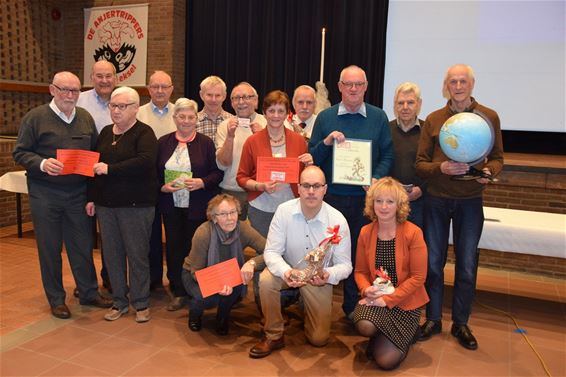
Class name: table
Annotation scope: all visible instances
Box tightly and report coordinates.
[0,171,27,237]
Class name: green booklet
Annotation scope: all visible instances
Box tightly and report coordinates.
[165,170,192,188]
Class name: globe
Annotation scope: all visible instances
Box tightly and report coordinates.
[439,112,494,164]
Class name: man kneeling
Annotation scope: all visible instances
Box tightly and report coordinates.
[249,166,352,358]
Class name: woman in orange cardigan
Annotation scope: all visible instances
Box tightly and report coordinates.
[236,90,312,237]
[353,177,428,370]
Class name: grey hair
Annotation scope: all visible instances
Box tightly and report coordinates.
[292,85,316,103]
[442,64,475,99]
[231,82,258,97]
[111,86,140,104]
[200,75,227,94]
[174,97,198,115]
[339,65,367,82]
[393,82,422,118]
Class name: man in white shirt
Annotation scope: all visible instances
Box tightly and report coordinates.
[249,166,352,358]
[215,82,266,220]
[284,85,317,139]
[137,70,177,139]
[77,60,117,133]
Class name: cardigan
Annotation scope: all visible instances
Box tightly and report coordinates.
[355,220,429,310]
[236,127,307,202]
[157,131,223,219]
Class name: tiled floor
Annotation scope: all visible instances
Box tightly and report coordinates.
[1,223,565,376]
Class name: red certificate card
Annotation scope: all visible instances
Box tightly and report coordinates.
[256,157,300,183]
[195,258,243,298]
[56,149,100,177]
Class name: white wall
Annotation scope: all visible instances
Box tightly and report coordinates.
[383,0,565,132]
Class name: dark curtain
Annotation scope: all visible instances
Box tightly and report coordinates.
[185,0,389,110]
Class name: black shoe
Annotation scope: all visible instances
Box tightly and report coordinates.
[188,315,202,332]
[418,320,442,341]
[451,324,478,350]
[215,317,229,336]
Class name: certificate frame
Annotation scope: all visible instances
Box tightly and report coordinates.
[332,138,372,186]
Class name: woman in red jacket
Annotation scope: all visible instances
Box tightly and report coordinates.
[353,177,428,370]
[236,90,312,237]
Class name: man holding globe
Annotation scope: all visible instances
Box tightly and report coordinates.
[415,64,504,350]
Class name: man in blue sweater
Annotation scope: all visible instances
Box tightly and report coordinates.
[309,65,393,319]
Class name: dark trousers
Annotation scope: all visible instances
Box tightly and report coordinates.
[324,193,370,315]
[182,269,243,319]
[162,208,205,297]
[423,195,484,325]
[28,181,99,307]
[148,207,164,286]
[408,197,424,229]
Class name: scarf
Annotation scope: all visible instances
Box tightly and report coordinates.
[207,221,244,267]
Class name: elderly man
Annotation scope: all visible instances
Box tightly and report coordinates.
[215,82,266,220]
[284,85,317,139]
[13,71,112,319]
[249,166,352,358]
[137,70,176,139]
[416,64,504,350]
[388,82,426,229]
[77,60,117,133]
[309,65,393,320]
[197,75,233,143]
[137,70,176,292]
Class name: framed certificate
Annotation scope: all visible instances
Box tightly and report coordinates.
[332,138,372,186]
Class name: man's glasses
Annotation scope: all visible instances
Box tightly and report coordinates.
[148,84,173,90]
[299,183,326,191]
[52,84,81,95]
[231,94,256,102]
[215,209,238,219]
[108,103,136,110]
[340,81,367,89]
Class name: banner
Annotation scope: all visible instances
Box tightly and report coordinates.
[83,4,148,86]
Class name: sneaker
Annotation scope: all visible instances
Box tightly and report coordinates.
[104,306,128,321]
[135,308,151,323]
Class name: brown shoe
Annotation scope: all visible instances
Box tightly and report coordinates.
[51,304,71,319]
[82,295,113,308]
[249,336,285,358]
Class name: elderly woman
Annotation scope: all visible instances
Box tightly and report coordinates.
[158,98,223,311]
[87,86,158,323]
[353,177,428,370]
[182,194,265,336]
[236,90,312,237]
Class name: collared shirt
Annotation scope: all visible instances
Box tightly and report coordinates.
[151,101,170,116]
[337,102,367,117]
[264,198,352,285]
[49,99,75,124]
[283,114,318,138]
[76,88,112,133]
[396,117,421,133]
[197,109,233,143]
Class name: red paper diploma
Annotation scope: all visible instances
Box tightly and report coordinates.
[194,257,243,298]
[256,156,300,183]
[56,149,100,177]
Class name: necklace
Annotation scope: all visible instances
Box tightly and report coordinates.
[269,132,285,144]
[111,132,124,146]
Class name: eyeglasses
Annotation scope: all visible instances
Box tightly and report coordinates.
[52,84,81,95]
[299,183,326,191]
[340,81,367,89]
[148,84,173,90]
[231,94,256,102]
[108,102,136,110]
[215,209,238,219]
[175,114,197,122]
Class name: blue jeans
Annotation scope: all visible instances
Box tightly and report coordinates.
[408,197,424,229]
[324,193,369,315]
[423,195,483,325]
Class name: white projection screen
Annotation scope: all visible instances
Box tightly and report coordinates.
[383,1,565,133]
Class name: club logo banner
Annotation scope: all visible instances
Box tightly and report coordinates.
[83,4,148,86]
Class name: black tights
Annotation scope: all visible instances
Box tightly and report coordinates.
[356,319,406,370]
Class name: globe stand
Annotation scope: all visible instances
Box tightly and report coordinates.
[452,167,498,182]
